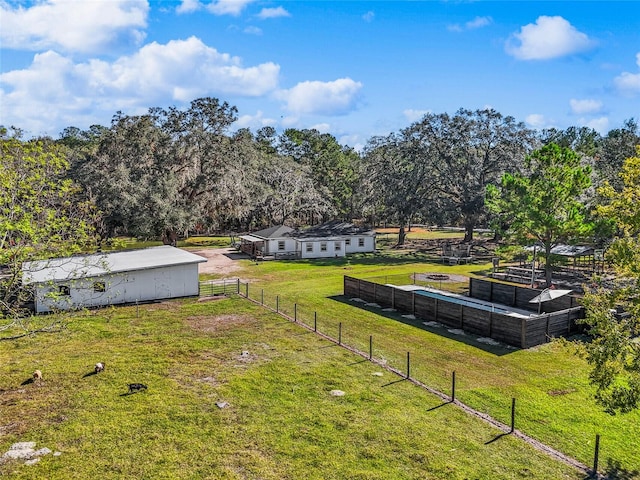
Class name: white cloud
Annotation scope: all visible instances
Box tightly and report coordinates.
[403,109,431,122]
[362,11,375,23]
[234,110,276,129]
[0,0,148,54]
[569,98,603,115]
[275,78,363,115]
[613,52,640,96]
[177,0,201,14]
[525,113,552,129]
[310,123,331,133]
[257,7,291,19]
[206,0,256,16]
[448,16,492,32]
[244,26,263,35]
[0,37,280,134]
[505,16,594,60]
[581,116,609,133]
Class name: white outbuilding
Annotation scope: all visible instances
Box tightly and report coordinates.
[22,246,206,313]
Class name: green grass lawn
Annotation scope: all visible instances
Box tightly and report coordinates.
[2,298,583,479]
[2,240,639,479]
[225,250,640,478]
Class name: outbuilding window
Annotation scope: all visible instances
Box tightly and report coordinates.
[278,241,285,251]
[58,285,70,296]
[358,238,365,247]
[306,243,313,252]
[345,238,351,246]
[93,282,106,293]
[335,242,341,251]
[320,242,327,252]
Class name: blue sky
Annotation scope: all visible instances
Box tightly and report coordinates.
[1,1,639,149]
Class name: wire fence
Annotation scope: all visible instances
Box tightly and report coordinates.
[200,279,608,479]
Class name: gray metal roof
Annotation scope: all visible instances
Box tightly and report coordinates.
[22,246,206,285]
[296,220,375,238]
[251,225,295,239]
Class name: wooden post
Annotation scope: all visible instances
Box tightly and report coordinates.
[314,312,317,332]
[276,295,279,313]
[406,352,410,379]
[369,335,373,360]
[236,278,240,294]
[294,303,297,322]
[338,322,342,345]
[451,371,456,402]
[261,289,264,305]
[510,398,516,433]
[593,434,600,476]
[245,282,249,298]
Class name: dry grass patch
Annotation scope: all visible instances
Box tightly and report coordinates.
[184,314,255,333]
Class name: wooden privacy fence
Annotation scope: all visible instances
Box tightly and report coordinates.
[344,276,584,349]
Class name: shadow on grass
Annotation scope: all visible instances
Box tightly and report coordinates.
[601,459,640,480]
[485,432,511,445]
[426,401,452,412]
[82,371,97,378]
[381,378,408,387]
[20,378,34,386]
[328,295,517,357]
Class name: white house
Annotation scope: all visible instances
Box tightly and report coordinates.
[22,246,206,313]
[239,221,376,259]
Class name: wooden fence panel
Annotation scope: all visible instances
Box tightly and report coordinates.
[374,284,394,309]
[394,289,414,313]
[414,294,437,320]
[469,277,492,301]
[461,306,491,336]
[490,314,524,347]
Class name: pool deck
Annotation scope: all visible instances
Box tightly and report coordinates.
[393,285,536,319]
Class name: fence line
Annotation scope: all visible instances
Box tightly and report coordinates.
[231,281,603,479]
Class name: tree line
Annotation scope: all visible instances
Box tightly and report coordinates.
[3,97,638,246]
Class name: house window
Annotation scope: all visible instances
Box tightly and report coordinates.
[58,285,70,296]
[335,242,341,251]
[278,241,285,251]
[93,282,106,293]
[306,243,313,252]
[358,238,365,247]
[345,238,351,246]
[320,242,327,252]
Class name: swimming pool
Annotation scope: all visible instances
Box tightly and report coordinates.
[393,285,533,318]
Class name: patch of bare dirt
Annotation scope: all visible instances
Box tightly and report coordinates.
[185,314,254,333]
[191,247,247,275]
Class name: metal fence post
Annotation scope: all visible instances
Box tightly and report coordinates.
[294,303,297,322]
[593,434,600,476]
[369,335,373,360]
[451,371,456,402]
[406,352,410,379]
[510,398,516,433]
[338,322,342,344]
[276,296,279,313]
[314,312,317,332]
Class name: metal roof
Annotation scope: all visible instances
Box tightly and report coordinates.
[22,246,206,285]
[251,225,295,239]
[239,235,265,242]
[296,220,375,238]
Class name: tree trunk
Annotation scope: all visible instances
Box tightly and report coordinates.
[463,223,474,242]
[397,226,406,246]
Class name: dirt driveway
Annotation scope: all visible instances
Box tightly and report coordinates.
[190,247,248,276]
